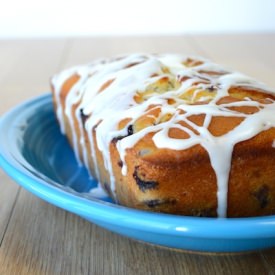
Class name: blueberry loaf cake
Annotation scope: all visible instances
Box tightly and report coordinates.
[51,53,275,217]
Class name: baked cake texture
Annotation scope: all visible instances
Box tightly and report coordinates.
[51,53,275,217]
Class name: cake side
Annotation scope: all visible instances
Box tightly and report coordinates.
[109,128,275,217]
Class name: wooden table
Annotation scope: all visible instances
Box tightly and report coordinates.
[1,34,275,274]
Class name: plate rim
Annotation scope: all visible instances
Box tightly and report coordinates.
[1,93,275,242]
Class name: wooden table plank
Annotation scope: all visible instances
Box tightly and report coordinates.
[189,33,275,87]
[0,39,67,87]
[260,249,275,273]
[0,39,68,115]
[0,41,32,86]
[62,36,199,68]
[0,171,20,246]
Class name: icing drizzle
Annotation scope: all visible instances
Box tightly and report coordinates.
[51,53,275,217]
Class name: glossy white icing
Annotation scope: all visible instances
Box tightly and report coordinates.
[51,53,275,217]
[88,184,109,198]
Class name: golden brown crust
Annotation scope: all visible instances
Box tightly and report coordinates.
[108,127,275,217]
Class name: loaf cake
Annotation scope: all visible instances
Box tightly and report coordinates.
[51,53,275,218]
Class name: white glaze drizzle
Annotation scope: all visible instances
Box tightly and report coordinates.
[51,53,275,217]
[51,66,82,133]
[88,184,109,198]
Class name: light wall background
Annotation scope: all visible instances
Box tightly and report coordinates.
[0,0,274,38]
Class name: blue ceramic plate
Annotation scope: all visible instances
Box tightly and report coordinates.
[1,94,275,253]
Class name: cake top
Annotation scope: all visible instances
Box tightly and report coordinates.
[52,53,275,217]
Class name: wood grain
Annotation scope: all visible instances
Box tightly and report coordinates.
[0,39,66,115]
[62,36,198,68]
[189,33,275,87]
[0,35,275,275]
[0,171,20,245]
